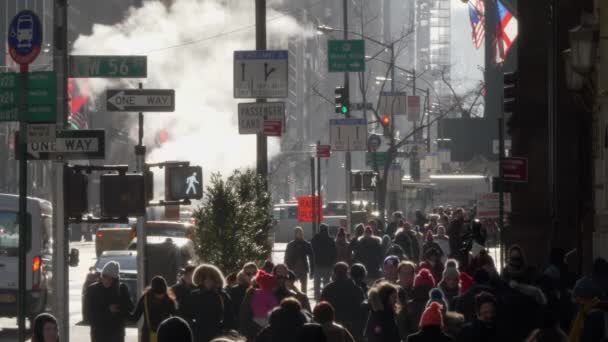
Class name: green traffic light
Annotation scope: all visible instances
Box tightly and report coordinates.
[341,105,348,114]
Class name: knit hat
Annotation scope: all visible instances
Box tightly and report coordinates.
[151,276,168,294]
[459,272,474,295]
[157,316,193,342]
[442,259,460,281]
[384,255,400,267]
[426,288,449,312]
[573,276,602,299]
[419,302,444,328]
[101,261,120,279]
[414,269,436,289]
[256,270,277,292]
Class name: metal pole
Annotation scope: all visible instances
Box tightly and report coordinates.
[426,88,431,153]
[343,0,352,232]
[311,156,316,234]
[52,0,69,340]
[317,141,321,227]
[498,117,505,270]
[17,64,28,342]
[255,0,268,186]
[135,83,147,337]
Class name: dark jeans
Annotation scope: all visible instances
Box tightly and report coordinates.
[314,266,332,300]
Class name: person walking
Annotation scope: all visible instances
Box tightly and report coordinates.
[353,226,384,281]
[407,269,436,328]
[335,228,351,264]
[32,313,59,342]
[568,276,607,342]
[172,265,196,317]
[284,227,315,293]
[320,262,366,340]
[439,260,461,309]
[228,270,252,326]
[286,270,312,312]
[447,209,465,260]
[386,211,403,239]
[157,316,194,342]
[406,302,454,342]
[501,245,536,284]
[183,264,236,342]
[349,224,365,263]
[85,261,134,342]
[311,224,337,300]
[131,276,177,342]
[434,226,451,263]
[349,263,369,298]
[313,302,355,342]
[457,291,506,342]
[255,298,309,342]
[394,222,420,262]
[365,282,401,342]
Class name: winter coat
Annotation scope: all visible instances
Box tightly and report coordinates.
[285,239,315,276]
[255,305,309,342]
[447,219,464,257]
[453,284,497,322]
[396,307,417,341]
[349,235,362,263]
[335,238,351,264]
[311,230,337,268]
[386,221,399,239]
[457,320,507,342]
[227,283,248,324]
[525,328,569,342]
[183,287,236,342]
[354,236,384,278]
[419,261,444,287]
[501,264,537,285]
[407,287,432,332]
[321,278,366,338]
[395,229,420,262]
[85,281,134,342]
[435,236,451,261]
[439,283,460,310]
[131,293,176,342]
[365,310,401,342]
[171,280,194,317]
[320,322,356,342]
[407,326,455,342]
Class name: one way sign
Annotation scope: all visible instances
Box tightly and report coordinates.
[106,89,175,112]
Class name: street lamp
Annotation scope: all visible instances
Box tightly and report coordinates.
[569,25,598,74]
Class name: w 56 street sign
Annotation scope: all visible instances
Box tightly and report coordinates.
[69,55,147,78]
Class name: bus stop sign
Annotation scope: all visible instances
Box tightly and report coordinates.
[8,10,42,65]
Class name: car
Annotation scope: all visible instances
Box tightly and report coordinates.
[81,250,138,323]
[95,223,133,257]
[130,221,196,241]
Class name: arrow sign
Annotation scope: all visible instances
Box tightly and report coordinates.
[106,89,175,112]
[17,129,105,160]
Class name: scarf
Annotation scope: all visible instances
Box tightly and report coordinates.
[569,297,600,342]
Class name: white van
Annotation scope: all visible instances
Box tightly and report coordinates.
[0,193,53,320]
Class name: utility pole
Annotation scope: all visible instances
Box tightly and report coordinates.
[52,0,69,340]
[135,83,147,320]
[316,140,321,228]
[426,88,431,153]
[343,0,352,232]
[498,117,505,270]
[311,156,316,234]
[255,0,268,187]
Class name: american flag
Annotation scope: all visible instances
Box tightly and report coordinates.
[495,0,518,64]
[68,79,90,130]
[468,0,485,49]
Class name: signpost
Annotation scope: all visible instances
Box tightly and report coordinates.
[0,71,56,122]
[233,50,288,98]
[378,91,407,116]
[69,55,147,78]
[237,102,285,134]
[106,89,175,112]
[328,40,365,72]
[329,118,368,151]
[21,129,105,160]
[501,157,528,182]
[8,10,43,342]
[297,196,323,223]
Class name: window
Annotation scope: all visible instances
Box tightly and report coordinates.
[0,211,31,253]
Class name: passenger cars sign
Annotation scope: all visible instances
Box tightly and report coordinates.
[237,102,285,134]
[297,196,323,223]
[234,50,288,98]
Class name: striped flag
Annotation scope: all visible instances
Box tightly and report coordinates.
[68,79,89,129]
[468,0,485,49]
[495,0,518,63]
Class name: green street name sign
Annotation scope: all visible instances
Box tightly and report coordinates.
[366,151,389,167]
[0,71,57,123]
[328,39,365,72]
[69,55,148,78]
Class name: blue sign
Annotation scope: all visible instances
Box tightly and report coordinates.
[8,10,42,65]
[329,118,367,126]
[234,50,288,60]
[367,134,382,151]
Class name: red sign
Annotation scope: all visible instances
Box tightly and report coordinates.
[263,120,282,136]
[501,157,528,182]
[407,95,421,121]
[316,145,331,158]
[297,196,323,223]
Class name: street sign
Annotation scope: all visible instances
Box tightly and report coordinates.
[329,118,368,151]
[237,102,285,134]
[387,164,403,192]
[21,129,105,160]
[26,124,55,143]
[352,102,374,111]
[234,50,288,98]
[106,89,175,112]
[263,120,282,137]
[316,145,331,159]
[328,40,365,72]
[367,134,382,152]
[476,192,512,219]
[0,71,57,123]
[165,165,203,201]
[378,91,407,116]
[69,55,147,78]
[501,157,528,182]
[366,152,389,167]
[8,10,42,65]
[297,196,323,223]
[407,95,421,121]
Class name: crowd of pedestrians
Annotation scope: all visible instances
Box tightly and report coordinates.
[37,206,608,342]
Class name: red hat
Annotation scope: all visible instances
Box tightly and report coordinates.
[414,268,436,289]
[420,302,444,327]
[459,272,474,295]
[255,270,277,292]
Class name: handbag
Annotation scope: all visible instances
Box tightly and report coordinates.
[144,294,158,342]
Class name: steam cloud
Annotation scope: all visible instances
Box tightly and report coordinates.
[72,0,312,193]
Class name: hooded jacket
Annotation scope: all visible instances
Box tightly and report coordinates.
[365,286,401,342]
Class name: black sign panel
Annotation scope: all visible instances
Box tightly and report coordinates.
[17,129,106,160]
[100,174,146,217]
[165,166,203,201]
[106,89,175,112]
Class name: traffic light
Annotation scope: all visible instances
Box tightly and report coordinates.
[165,166,203,201]
[351,171,378,191]
[503,72,517,114]
[64,166,88,219]
[100,173,146,217]
[334,86,349,115]
[144,170,154,203]
[381,115,391,137]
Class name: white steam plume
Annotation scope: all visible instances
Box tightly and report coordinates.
[72,0,312,191]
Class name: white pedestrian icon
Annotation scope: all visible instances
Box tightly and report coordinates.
[185,172,200,195]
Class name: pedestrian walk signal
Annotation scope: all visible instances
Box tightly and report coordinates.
[165,166,203,201]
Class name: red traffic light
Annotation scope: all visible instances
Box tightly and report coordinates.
[382,115,391,126]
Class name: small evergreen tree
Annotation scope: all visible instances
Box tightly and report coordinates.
[193,170,272,274]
